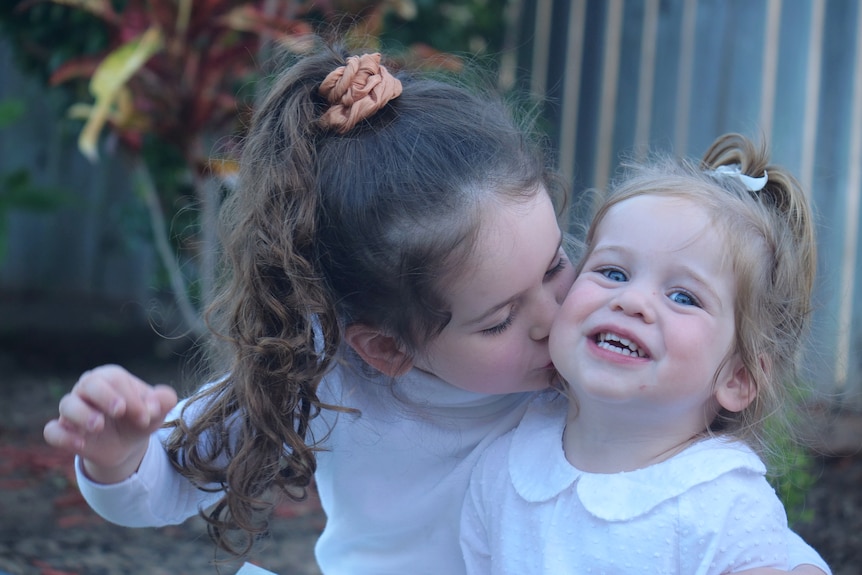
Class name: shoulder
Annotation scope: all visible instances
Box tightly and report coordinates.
[471,391,565,483]
[577,437,770,521]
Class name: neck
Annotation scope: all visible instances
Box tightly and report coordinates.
[562,398,709,474]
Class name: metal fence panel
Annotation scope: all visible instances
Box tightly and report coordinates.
[523,0,862,406]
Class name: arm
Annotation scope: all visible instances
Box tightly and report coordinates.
[44,364,222,526]
[75,429,222,526]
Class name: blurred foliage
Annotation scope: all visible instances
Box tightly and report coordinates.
[764,389,819,526]
[0,0,507,189]
[0,2,109,108]
[770,443,816,526]
[382,0,507,59]
[0,98,68,261]
[0,0,508,333]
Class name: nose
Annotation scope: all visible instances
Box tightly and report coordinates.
[529,286,562,341]
[611,284,656,323]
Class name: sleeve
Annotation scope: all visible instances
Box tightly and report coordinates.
[678,470,791,574]
[460,471,492,575]
[460,437,512,575]
[75,394,224,527]
[786,529,831,575]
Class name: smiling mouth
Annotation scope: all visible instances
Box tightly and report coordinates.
[595,332,647,358]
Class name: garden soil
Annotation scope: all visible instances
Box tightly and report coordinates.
[0,342,860,575]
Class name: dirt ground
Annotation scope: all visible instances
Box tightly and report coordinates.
[0,341,860,575]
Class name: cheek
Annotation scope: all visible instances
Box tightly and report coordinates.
[433,337,521,383]
[475,337,531,381]
[554,263,579,302]
[665,322,723,370]
[559,280,596,322]
[479,337,524,369]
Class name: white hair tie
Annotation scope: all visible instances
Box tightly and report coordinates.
[711,164,768,192]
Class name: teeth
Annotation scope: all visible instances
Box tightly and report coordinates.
[596,332,645,358]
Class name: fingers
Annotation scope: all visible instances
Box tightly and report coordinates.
[43,417,85,452]
[60,365,157,429]
[46,365,179,447]
[152,384,179,416]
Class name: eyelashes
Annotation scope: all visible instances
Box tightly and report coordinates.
[481,312,515,335]
[482,255,567,336]
[545,256,567,279]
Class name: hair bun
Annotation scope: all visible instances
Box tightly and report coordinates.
[318,53,403,133]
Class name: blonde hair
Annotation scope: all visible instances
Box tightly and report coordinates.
[581,133,816,457]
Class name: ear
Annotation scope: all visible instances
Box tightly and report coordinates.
[715,356,757,413]
[344,324,413,377]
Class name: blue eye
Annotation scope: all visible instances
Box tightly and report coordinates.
[600,268,627,282]
[669,290,700,307]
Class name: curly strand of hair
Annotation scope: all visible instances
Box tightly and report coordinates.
[164,44,347,557]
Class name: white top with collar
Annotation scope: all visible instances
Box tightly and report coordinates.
[461,392,831,575]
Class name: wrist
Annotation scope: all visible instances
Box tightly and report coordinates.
[80,442,149,485]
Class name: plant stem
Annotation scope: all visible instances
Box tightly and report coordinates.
[134,158,206,339]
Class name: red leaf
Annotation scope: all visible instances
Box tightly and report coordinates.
[31,559,79,575]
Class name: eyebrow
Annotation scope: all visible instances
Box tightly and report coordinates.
[463,233,564,327]
[590,244,723,308]
[678,265,723,309]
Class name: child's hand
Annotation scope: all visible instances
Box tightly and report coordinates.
[43,364,178,484]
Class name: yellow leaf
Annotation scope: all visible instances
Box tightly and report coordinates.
[66,103,93,120]
[90,27,164,100]
[78,27,164,162]
[77,103,112,162]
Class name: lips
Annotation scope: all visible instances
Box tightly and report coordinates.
[594,331,648,358]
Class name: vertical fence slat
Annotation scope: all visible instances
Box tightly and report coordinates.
[634,0,660,159]
[801,0,825,195]
[558,0,587,186]
[759,0,782,143]
[835,0,862,398]
[530,0,554,99]
[593,0,624,193]
[674,0,697,153]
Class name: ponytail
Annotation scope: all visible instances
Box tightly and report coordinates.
[165,44,347,555]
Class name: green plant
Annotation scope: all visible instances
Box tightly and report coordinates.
[6,0,477,339]
[766,415,818,526]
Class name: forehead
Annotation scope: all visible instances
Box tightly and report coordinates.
[595,194,732,269]
[445,191,560,310]
[598,194,711,241]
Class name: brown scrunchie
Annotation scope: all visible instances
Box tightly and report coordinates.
[318,53,403,134]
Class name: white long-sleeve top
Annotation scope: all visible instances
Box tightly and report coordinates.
[77,363,532,574]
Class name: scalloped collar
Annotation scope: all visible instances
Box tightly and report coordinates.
[509,394,766,521]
